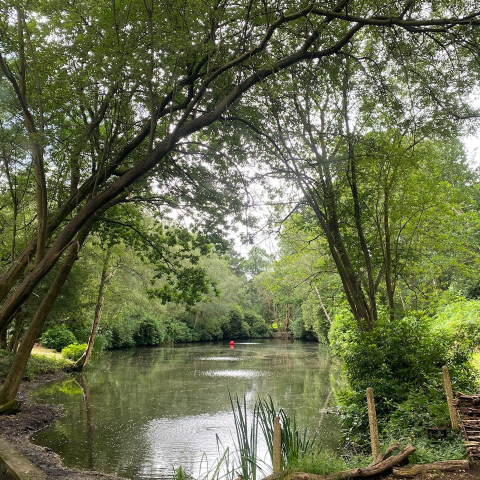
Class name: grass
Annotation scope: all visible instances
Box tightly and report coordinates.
[32,345,64,360]
[472,350,480,376]
[0,346,72,381]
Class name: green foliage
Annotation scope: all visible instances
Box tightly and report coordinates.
[109,323,136,349]
[244,312,271,338]
[173,466,194,480]
[0,350,70,381]
[330,313,477,447]
[133,319,162,346]
[222,310,250,339]
[433,300,480,347]
[256,396,317,470]
[92,332,110,353]
[40,325,77,352]
[406,433,467,464]
[61,343,87,361]
[290,452,349,475]
[230,394,262,480]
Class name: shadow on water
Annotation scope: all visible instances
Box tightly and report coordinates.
[31,339,342,479]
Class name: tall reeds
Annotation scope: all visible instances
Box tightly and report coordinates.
[175,395,316,480]
[256,396,317,469]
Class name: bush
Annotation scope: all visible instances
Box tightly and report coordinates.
[165,320,195,343]
[110,323,136,348]
[434,300,480,347]
[92,331,110,352]
[41,325,77,352]
[61,343,87,361]
[133,319,162,346]
[222,310,250,339]
[330,314,477,447]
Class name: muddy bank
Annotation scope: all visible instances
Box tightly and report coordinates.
[0,372,128,480]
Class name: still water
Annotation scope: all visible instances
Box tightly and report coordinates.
[32,340,342,479]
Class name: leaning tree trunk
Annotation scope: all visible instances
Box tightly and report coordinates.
[0,221,93,406]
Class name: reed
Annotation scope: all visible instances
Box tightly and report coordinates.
[256,396,317,469]
[174,395,317,480]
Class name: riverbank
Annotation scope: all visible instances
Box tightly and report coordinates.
[1,373,479,480]
[0,371,127,480]
[0,348,479,480]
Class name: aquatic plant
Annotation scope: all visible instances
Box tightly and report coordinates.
[256,396,317,469]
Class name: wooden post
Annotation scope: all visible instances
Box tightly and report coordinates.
[273,415,281,473]
[366,387,381,463]
[442,365,459,431]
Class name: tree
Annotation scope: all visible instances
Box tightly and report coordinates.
[225,48,480,328]
[1,0,479,405]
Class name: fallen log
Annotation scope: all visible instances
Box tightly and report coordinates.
[392,459,470,477]
[369,442,400,466]
[261,445,415,480]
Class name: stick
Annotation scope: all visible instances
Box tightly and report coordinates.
[442,366,459,431]
[273,416,281,473]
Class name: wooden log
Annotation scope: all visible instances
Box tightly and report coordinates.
[442,366,459,432]
[273,415,281,473]
[392,459,470,477]
[369,442,400,466]
[382,442,400,460]
[261,445,415,480]
[366,387,381,463]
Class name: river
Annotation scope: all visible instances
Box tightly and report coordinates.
[31,339,342,479]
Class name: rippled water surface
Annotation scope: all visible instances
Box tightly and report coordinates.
[31,340,341,479]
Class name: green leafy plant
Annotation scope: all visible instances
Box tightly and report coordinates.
[330,313,478,447]
[40,325,77,352]
[61,343,87,361]
[133,318,162,346]
[229,394,263,480]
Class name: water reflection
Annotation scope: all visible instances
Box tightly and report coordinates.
[32,340,341,479]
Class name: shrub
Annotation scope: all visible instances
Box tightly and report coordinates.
[249,318,271,338]
[41,325,77,352]
[133,319,162,346]
[61,343,87,361]
[330,314,477,447]
[222,310,250,339]
[92,331,110,352]
[434,300,480,347]
[165,321,195,343]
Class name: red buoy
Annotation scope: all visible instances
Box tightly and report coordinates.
[230,340,235,346]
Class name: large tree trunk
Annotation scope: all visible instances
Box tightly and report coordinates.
[0,221,93,406]
[0,19,365,333]
[16,7,48,266]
